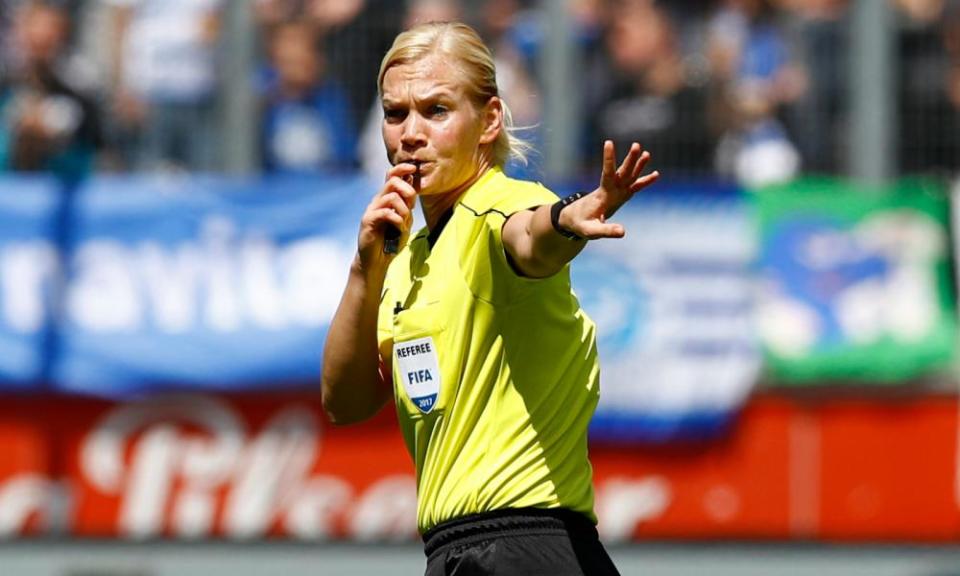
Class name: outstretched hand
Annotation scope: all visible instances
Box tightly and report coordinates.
[558,140,659,240]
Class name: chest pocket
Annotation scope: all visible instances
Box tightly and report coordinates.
[392,303,448,417]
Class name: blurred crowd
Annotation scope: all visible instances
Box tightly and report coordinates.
[0,0,958,184]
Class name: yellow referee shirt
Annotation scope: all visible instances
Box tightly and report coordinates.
[377,167,600,532]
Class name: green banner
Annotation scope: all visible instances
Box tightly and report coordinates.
[755,178,956,383]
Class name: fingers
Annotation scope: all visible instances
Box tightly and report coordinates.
[380,173,417,212]
[382,191,414,221]
[386,161,424,193]
[603,140,658,192]
[579,219,626,240]
[364,169,416,234]
[368,206,406,229]
[357,165,421,262]
[586,140,658,238]
[629,150,651,182]
[629,170,660,194]
[602,140,616,179]
[385,178,417,209]
[616,143,643,181]
[367,188,413,227]
[385,162,417,182]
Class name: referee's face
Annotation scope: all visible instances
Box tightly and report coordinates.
[381,54,492,197]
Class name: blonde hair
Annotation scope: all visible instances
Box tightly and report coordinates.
[377,21,532,167]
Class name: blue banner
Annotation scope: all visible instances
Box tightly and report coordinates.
[53,174,371,395]
[572,183,761,442]
[0,176,61,389]
[0,174,762,445]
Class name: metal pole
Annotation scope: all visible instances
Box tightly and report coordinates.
[849,0,894,183]
[539,0,579,182]
[220,1,258,174]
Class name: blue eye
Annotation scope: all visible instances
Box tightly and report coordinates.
[428,105,448,117]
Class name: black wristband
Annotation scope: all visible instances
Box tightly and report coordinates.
[550,191,586,241]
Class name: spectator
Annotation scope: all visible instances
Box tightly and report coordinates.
[0,1,104,180]
[260,19,358,173]
[252,0,305,31]
[478,0,543,179]
[316,0,399,131]
[583,0,715,177]
[1,1,25,86]
[779,0,848,174]
[896,0,960,173]
[707,0,804,187]
[304,0,365,35]
[944,1,960,127]
[103,0,224,172]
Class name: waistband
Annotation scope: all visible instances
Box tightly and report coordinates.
[421,508,598,559]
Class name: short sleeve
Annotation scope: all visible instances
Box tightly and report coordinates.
[458,181,566,305]
[492,181,558,217]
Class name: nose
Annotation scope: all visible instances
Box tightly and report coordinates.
[400,113,426,149]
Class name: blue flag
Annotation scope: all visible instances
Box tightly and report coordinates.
[572,183,761,442]
[53,174,371,395]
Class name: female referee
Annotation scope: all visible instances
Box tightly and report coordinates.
[321,21,658,576]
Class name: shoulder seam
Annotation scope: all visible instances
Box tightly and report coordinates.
[458,202,510,220]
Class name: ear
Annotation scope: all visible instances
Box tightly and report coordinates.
[478,96,503,145]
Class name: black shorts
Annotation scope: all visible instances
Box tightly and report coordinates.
[421,508,621,576]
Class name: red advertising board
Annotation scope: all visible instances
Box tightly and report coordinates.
[815,396,960,540]
[61,394,415,540]
[0,404,51,537]
[592,398,795,540]
[0,393,957,541]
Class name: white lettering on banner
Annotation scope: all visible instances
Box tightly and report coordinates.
[224,406,322,538]
[0,243,59,332]
[282,476,354,539]
[68,241,143,332]
[201,218,242,332]
[583,204,761,421]
[0,474,52,536]
[138,243,202,333]
[595,476,672,543]
[45,216,353,334]
[240,234,286,330]
[80,395,420,541]
[123,425,181,537]
[82,395,246,539]
[348,476,418,542]
[278,239,349,325]
[13,398,681,541]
